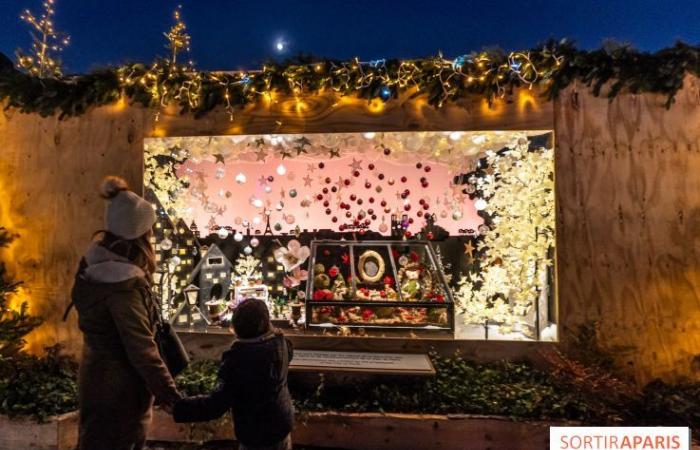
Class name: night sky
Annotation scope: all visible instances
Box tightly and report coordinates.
[1,0,699,73]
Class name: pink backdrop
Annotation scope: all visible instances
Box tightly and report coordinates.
[179,150,483,236]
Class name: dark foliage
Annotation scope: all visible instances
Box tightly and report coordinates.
[2,40,700,119]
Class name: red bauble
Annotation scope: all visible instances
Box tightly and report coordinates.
[322,187,329,194]
[332,216,338,223]
[350,194,357,201]
[378,173,385,180]
[316,194,323,201]
[345,211,352,218]
[426,231,433,240]
[371,214,377,220]
[419,199,425,205]
[323,200,329,207]
[368,163,375,170]
[404,204,411,211]
[319,162,325,169]
[323,249,331,256]
[423,203,429,210]
[422,182,429,188]
[417,211,424,217]
[404,231,412,238]
[325,208,331,215]
[380,200,387,207]
[344,179,351,186]
[368,208,374,215]
[357,199,363,205]
[353,170,360,177]
[369,197,375,203]
[325,177,331,184]
[424,166,431,172]
[401,192,408,199]
[401,176,407,183]
[383,148,391,155]
[267,176,274,182]
[420,177,426,183]
[408,218,414,224]
[416,163,423,169]
[365,181,372,189]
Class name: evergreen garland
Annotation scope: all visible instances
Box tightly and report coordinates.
[1,40,700,119]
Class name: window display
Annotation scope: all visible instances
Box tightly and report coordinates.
[145,129,557,341]
[306,240,454,330]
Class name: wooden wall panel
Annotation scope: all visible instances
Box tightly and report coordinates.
[0,104,146,355]
[554,77,700,384]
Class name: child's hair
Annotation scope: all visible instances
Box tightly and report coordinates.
[232,298,272,339]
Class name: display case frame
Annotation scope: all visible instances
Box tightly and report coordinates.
[305,239,455,332]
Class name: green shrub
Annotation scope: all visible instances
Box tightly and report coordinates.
[0,345,78,422]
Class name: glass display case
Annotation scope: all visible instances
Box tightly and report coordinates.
[305,240,454,331]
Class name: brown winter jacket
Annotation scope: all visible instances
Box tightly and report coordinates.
[70,243,180,450]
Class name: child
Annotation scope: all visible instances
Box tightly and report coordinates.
[173,298,294,450]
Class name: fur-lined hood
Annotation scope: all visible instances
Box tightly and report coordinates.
[82,242,146,283]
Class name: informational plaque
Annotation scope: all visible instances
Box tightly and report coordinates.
[290,350,435,375]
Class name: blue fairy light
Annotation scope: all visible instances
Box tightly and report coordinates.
[452,55,469,70]
[510,61,522,72]
[369,59,386,68]
[379,85,392,101]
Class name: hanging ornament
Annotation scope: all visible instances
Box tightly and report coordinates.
[160,237,173,251]
[243,245,253,255]
[274,223,283,231]
[289,189,298,198]
[242,219,250,227]
[235,173,247,184]
[452,210,463,220]
[379,85,392,101]
[233,231,244,242]
[474,198,488,210]
[264,185,273,193]
[276,164,287,176]
[217,227,230,239]
[275,201,284,211]
[215,167,225,179]
[375,186,382,193]
[250,237,260,248]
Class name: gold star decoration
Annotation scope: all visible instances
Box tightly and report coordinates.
[279,149,293,159]
[464,240,475,258]
[303,174,313,186]
[329,147,341,158]
[349,158,363,171]
[255,148,268,161]
[213,153,225,164]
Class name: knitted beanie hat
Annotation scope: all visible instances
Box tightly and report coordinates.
[100,176,156,240]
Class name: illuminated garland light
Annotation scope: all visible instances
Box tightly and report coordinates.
[3,40,697,118]
[15,0,70,78]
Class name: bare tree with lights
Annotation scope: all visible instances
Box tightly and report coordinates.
[164,5,191,66]
[15,0,70,78]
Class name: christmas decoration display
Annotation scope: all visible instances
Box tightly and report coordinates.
[305,241,453,330]
[164,5,191,66]
[185,244,233,322]
[15,0,70,78]
[4,39,699,118]
[454,137,555,339]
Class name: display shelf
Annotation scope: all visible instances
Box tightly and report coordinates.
[305,240,455,332]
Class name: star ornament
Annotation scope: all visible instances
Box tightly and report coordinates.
[329,147,341,158]
[303,174,313,186]
[255,148,268,162]
[349,158,363,171]
[213,153,226,164]
[464,240,475,258]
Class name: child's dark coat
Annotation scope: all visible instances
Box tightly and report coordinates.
[173,331,294,447]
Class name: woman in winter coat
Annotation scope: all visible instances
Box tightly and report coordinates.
[69,176,181,450]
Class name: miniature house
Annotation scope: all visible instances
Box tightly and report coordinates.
[186,243,233,316]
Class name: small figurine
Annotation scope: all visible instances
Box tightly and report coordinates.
[399,263,422,300]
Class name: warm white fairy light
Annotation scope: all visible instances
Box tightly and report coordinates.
[16,0,70,78]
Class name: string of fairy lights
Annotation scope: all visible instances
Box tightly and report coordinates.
[8,2,695,119]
